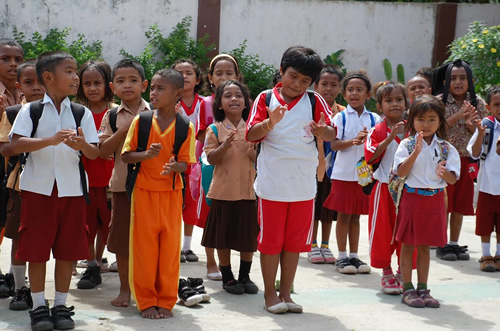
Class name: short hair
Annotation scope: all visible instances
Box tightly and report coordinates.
[416,67,433,86]
[271,70,281,87]
[76,60,114,105]
[280,46,323,83]
[405,95,449,139]
[375,81,408,108]
[16,59,37,81]
[152,68,184,90]
[0,38,24,56]
[36,51,75,85]
[171,58,204,93]
[315,64,344,85]
[212,80,251,122]
[111,59,146,81]
[341,70,372,93]
[486,85,500,105]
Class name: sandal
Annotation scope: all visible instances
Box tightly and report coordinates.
[494,256,500,271]
[479,256,497,272]
[418,289,440,308]
[401,289,425,308]
[222,279,245,295]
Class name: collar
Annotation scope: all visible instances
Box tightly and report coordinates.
[117,98,151,114]
[41,93,72,110]
[273,82,305,110]
[222,117,245,130]
[446,92,471,105]
[345,104,369,116]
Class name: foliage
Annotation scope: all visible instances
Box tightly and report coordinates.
[382,58,405,84]
[448,21,500,97]
[323,50,348,107]
[230,40,277,99]
[12,27,103,67]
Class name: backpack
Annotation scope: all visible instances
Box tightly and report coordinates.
[108,103,155,133]
[200,124,218,206]
[472,116,496,208]
[125,111,190,199]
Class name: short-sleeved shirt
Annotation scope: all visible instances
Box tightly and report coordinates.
[317,103,345,181]
[330,105,381,182]
[393,134,460,189]
[98,100,151,192]
[179,93,204,127]
[439,93,488,157]
[246,84,332,202]
[204,118,255,201]
[122,114,196,191]
[0,82,22,109]
[9,94,99,197]
[197,94,214,136]
[466,117,500,195]
[0,102,25,191]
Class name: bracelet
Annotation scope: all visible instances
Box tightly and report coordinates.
[263,119,274,132]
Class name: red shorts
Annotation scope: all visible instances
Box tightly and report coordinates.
[446,157,475,215]
[196,187,210,229]
[182,170,197,226]
[257,198,314,254]
[85,187,111,245]
[475,191,500,236]
[107,192,131,256]
[16,186,89,263]
[323,180,369,215]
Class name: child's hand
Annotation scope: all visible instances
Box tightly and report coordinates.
[458,101,474,120]
[161,156,176,175]
[267,105,287,127]
[52,129,76,146]
[246,142,257,159]
[414,131,423,154]
[464,105,479,130]
[0,96,5,115]
[435,160,447,178]
[475,119,485,136]
[145,142,162,159]
[63,127,88,150]
[353,127,368,145]
[175,101,181,114]
[310,112,328,137]
[388,121,405,140]
[221,129,237,149]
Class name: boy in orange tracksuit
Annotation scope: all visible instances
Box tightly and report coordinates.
[122,68,195,319]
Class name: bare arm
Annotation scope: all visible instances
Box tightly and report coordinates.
[207,129,235,165]
[396,133,423,177]
[99,125,129,158]
[9,130,73,154]
[367,122,404,163]
[121,142,162,164]
[470,122,485,158]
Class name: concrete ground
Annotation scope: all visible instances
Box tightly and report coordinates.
[1,215,499,331]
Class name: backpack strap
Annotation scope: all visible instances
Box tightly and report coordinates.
[172,112,190,190]
[264,89,273,107]
[208,123,218,138]
[306,91,316,119]
[5,104,22,125]
[340,111,346,140]
[368,112,376,128]
[481,116,495,159]
[108,107,119,133]
[70,102,90,204]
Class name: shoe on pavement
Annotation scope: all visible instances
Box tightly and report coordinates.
[76,260,88,268]
[239,277,258,294]
[0,273,10,298]
[395,271,404,293]
[184,250,199,262]
[222,279,245,295]
[51,305,75,330]
[187,277,210,302]
[349,258,371,274]
[77,266,102,289]
[436,244,457,261]
[418,289,440,308]
[401,289,425,308]
[336,258,357,274]
[320,247,337,264]
[494,256,500,271]
[10,286,33,310]
[108,261,118,272]
[452,244,470,260]
[29,305,54,331]
[381,274,400,295]
[479,256,497,272]
[308,246,325,264]
[180,251,186,263]
[178,279,203,307]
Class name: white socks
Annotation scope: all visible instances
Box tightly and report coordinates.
[449,241,458,246]
[53,291,68,308]
[349,252,359,259]
[338,251,348,259]
[32,291,46,310]
[482,242,491,257]
[12,265,26,290]
[182,236,192,252]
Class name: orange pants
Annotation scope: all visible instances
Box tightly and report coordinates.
[129,187,182,312]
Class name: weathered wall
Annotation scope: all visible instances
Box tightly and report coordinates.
[455,3,499,38]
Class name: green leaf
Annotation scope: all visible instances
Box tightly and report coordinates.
[396,64,405,84]
[383,59,392,80]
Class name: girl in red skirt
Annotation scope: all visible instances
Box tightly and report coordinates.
[393,95,460,308]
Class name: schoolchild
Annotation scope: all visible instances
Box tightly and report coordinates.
[246,46,335,314]
[196,53,241,280]
[121,68,195,319]
[74,61,115,289]
[308,64,345,264]
[415,67,433,88]
[9,51,99,330]
[433,60,488,261]
[407,76,432,104]
[171,58,205,263]
[364,82,413,294]
[394,95,460,308]
[202,80,259,294]
[323,71,381,274]
[467,86,500,272]
[0,60,45,310]
[0,39,24,110]
[98,59,150,307]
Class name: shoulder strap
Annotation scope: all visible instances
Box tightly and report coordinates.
[109,107,119,133]
[137,111,154,152]
[340,111,346,140]
[173,112,190,157]
[70,102,85,129]
[369,112,375,128]
[70,102,90,204]
[306,91,316,119]
[264,89,273,107]
[5,104,22,125]
[209,123,218,138]
[481,116,495,158]
[29,100,44,138]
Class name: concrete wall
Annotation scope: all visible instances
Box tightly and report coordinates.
[455,4,500,38]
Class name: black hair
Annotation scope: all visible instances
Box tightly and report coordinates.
[111,59,146,81]
[315,64,344,85]
[405,95,449,139]
[375,81,408,108]
[212,80,251,122]
[486,85,500,105]
[207,54,241,91]
[152,68,184,90]
[416,67,433,86]
[271,70,281,87]
[16,59,37,81]
[35,51,75,85]
[171,58,204,93]
[432,59,477,107]
[0,38,24,56]
[280,46,323,83]
[76,60,114,105]
[341,70,372,94]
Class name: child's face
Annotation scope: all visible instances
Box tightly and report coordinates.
[15,66,45,102]
[315,73,340,106]
[280,67,312,100]
[220,83,245,119]
[343,78,370,111]
[413,110,440,141]
[447,66,469,99]
[0,45,23,86]
[378,89,406,121]
[174,62,200,94]
[488,93,500,122]
[81,69,106,105]
[49,58,79,97]
[110,67,147,102]
[149,75,182,110]
[407,76,431,102]
[208,60,238,89]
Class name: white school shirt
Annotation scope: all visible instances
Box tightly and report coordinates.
[330,105,381,181]
[466,118,500,195]
[393,134,460,189]
[10,94,99,197]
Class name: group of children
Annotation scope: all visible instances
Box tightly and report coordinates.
[0,36,499,329]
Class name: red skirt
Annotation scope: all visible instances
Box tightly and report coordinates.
[323,180,369,215]
[395,188,447,246]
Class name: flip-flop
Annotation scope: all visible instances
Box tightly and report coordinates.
[265,302,288,314]
[207,272,222,281]
[285,302,303,313]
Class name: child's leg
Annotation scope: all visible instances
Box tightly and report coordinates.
[348,214,360,254]
[336,212,352,256]
[321,222,333,243]
[28,262,46,297]
[96,232,107,270]
[217,249,233,282]
[278,251,299,303]
[449,212,463,244]
[312,220,319,245]
[239,252,254,281]
[111,254,130,307]
[261,253,281,307]
[54,260,73,306]
[11,238,27,289]
[206,247,220,276]
[400,243,415,290]
[416,246,430,287]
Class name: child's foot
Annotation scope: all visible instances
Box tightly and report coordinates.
[308,246,325,264]
[417,289,440,308]
[335,258,357,274]
[239,278,258,294]
[401,289,425,308]
[479,256,497,272]
[183,250,199,262]
[111,291,131,307]
[381,274,400,295]
[278,294,302,313]
[320,247,337,264]
[206,265,222,281]
[395,271,403,293]
[222,279,245,295]
[349,257,371,274]
[264,293,286,314]
[141,306,160,319]
[157,307,173,318]
[99,258,110,273]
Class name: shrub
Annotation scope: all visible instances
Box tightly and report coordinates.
[448,21,500,97]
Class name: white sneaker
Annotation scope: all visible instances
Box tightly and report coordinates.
[308,246,325,264]
[320,247,337,264]
[76,260,88,268]
[108,261,118,272]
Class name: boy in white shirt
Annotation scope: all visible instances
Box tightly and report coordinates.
[9,51,99,331]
